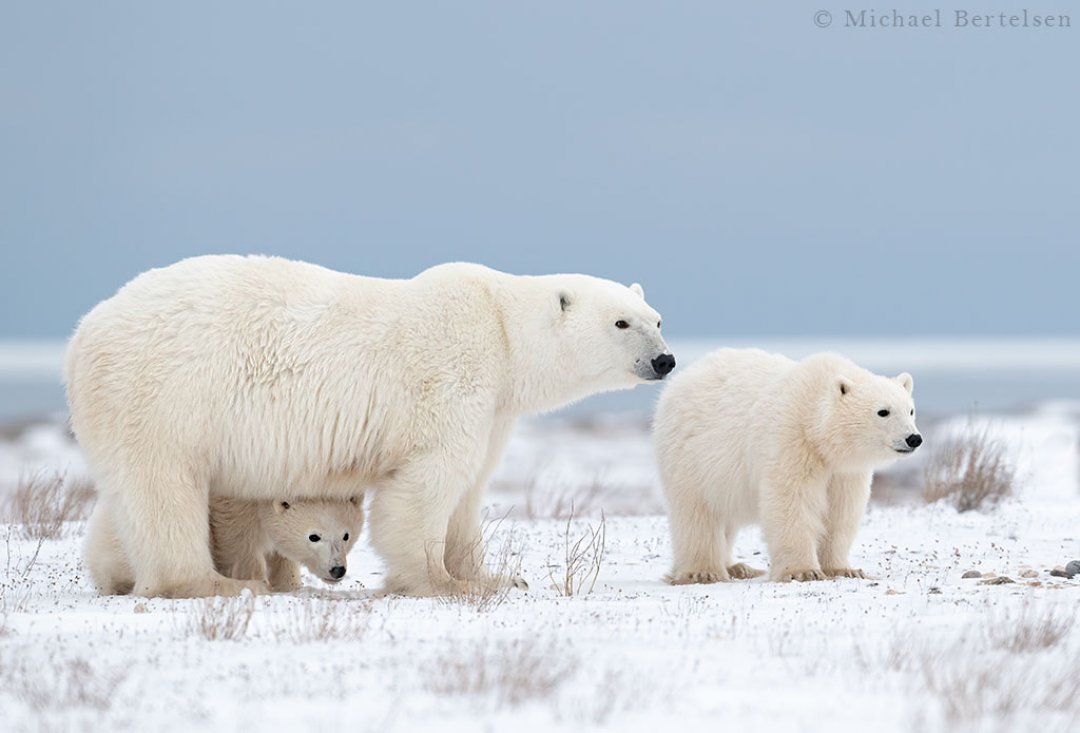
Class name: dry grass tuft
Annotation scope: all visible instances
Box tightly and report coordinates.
[917,649,1080,726]
[985,604,1076,653]
[433,514,525,611]
[1,529,46,620]
[548,507,606,596]
[269,597,374,643]
[923,421,1015,512]
[15,657,127,712]
[4,470,95,539]
[183,593,256,641]
[0,647,127,713]
[422,637,578,708]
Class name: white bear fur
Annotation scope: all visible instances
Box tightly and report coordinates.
[67,255,670,597]
[654,349,920,583]
[85,497,364,595]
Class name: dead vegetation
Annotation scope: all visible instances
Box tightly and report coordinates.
[432,514,525,611]
[4,470,95,539]
[984,604,1076,653]
[923,421,1015,512]
[9,655,128,712]
[183,594,256,641]
[421,637,579,708]
[916,649,1080,727]
[1,529,46,624]
[268,597,374,643]
[547,507,606,596]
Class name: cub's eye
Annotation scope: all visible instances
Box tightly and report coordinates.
[615,320,629,329]
[657,320,662,329]
[343,533,349,541]
[910,409,915,416]
[309,534,321,542]
[877,409,890,417]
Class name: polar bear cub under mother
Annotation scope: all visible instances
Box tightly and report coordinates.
[655,349,921,583]
[66,255,673,598]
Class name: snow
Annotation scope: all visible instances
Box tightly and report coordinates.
[1,410,1078,733]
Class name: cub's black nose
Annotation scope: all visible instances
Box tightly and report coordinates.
[651,353,676,377]
[330,566,346,579]
[906,433,923,449]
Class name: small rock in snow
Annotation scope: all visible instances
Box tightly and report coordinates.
[980,576,1015,585]
[1050,566,1070,578]
[1019,568,1039,578]
[1065,560,1080,577]
[962,570,982,579]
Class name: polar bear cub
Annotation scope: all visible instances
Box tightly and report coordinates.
[85,497,364,595]
[654,349,922,583]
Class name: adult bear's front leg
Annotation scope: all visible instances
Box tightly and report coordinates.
[117,464,268,598]
[368,454,481,597]
[443,418,528,591]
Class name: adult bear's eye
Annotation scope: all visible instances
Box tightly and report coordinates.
[877,409,890,417]
[343,533,349,541]
[615,320,629,329]
[657,320,661,329]
[309,534,321,542]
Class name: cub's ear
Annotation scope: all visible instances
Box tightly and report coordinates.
[629,283,645,300]
[557,291,572,313]
[895,372,914,394]
[275,500,291,514]
[347,495,362,506]
[838,377,854,396]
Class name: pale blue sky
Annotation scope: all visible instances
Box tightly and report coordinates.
[1,2,1077,338]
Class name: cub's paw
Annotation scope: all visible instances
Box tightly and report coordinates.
[727,563,766,580]
[774,568,827,582]
[824,568,868,579]
[666,569,729,585]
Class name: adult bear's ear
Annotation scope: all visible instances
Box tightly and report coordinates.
[838,377,854,396]
[276,501,291,514]
[629,283,644,300]
[895,372,914,394]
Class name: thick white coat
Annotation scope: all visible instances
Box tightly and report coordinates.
[68,255,670,597]
[654,349,920,583]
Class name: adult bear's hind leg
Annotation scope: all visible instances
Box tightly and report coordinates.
[84,493,134,595]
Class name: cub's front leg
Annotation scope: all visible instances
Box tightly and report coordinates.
[818,471,873,579]
[760,467,829,582]
[266,552,303,592]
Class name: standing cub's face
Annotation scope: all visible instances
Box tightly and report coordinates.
[263,498,364,584]
[832,371,922,467]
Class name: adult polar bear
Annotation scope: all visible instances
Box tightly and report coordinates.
[67,255,674,598]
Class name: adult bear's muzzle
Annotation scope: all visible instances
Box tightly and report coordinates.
[651,353,676,379]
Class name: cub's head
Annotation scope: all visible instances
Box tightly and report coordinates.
[826,368,922,468]
[553,276,675,390]
[264,497,363,584]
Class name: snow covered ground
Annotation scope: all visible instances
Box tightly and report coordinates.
[1,408,1078,733]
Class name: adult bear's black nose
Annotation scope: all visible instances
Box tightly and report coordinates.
[651,353,676,377]
[906,433,923,449]
[330,566,346,579]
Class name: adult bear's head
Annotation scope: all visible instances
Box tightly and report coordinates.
[548,274,674,391]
